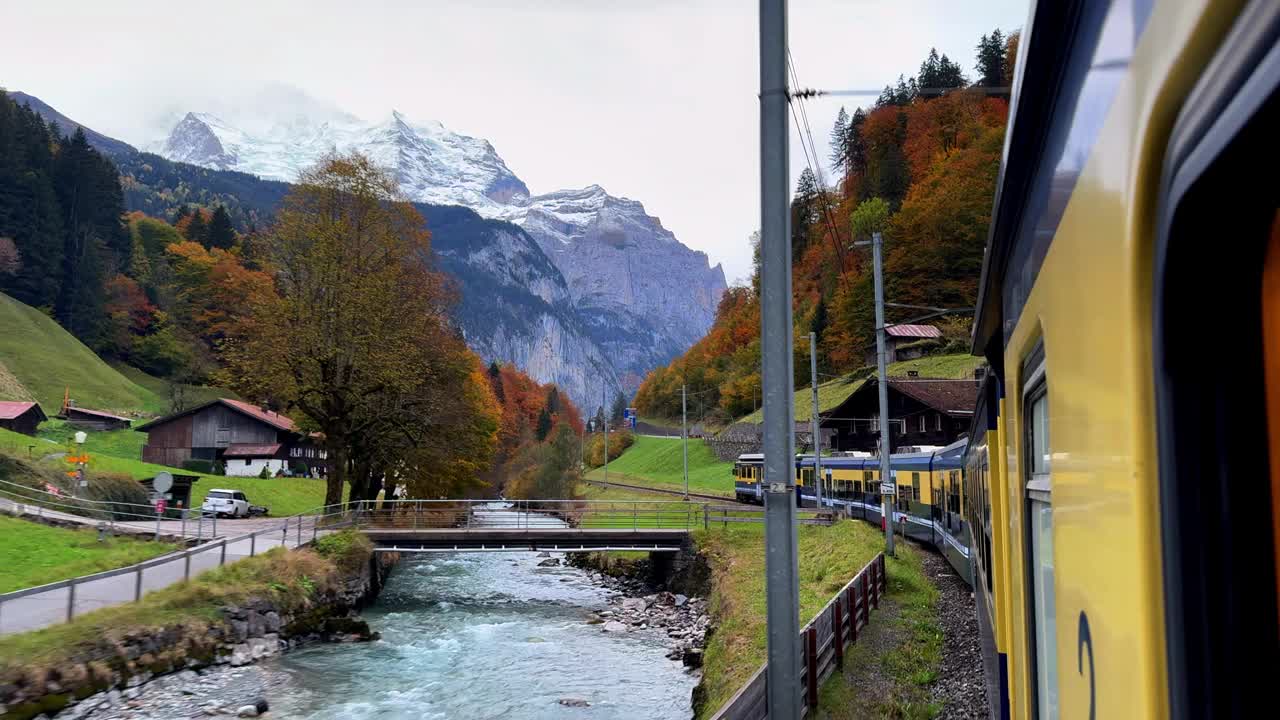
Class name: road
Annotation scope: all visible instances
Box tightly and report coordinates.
[0,499,329,636]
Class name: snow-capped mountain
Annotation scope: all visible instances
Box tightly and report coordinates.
[157,107,725,400]
[161,110,529,211]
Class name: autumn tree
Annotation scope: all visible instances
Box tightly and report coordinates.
[221,153,460,508]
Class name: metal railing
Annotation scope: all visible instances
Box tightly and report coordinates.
[354,499,703,531]
[0,502,356,636]
[710,553,888,720]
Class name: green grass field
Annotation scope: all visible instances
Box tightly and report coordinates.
[0,292,233,417]
[0,515,178,593]
[0,293,158,414]
[695,520,890,717]
[0,426,329,517]
[734,353,983,425]
[584,435,735,497]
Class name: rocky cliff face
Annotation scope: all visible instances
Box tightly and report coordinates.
[515,186,726,387]
[420,204,620,407]
[155,105,726,405]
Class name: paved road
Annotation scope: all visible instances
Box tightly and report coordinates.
[0,500,328,636]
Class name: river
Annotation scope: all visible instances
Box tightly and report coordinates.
[262,506,698,719]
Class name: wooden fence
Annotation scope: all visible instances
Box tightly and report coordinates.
[709,552,888,719]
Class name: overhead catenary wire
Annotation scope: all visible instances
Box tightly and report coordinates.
[786,49,849,277]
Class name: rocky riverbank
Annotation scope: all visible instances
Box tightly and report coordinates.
[568,551,712,672]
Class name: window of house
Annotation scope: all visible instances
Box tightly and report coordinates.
[919,415,926,433]
[936,413,943,431]
[870,416,879,432]
[1024,357,1057,719]
[244,459,250,466]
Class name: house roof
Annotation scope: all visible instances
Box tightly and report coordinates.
[887,378,980,416]
[0,401,45,421]
[64,406,130,422]
[136,398,298,433]
[222,443,282,458]
[885,324,942,339]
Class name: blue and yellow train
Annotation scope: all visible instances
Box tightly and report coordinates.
[733,440,973,580]
[738,0,1280,717]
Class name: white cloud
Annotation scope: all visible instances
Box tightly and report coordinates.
[0,0,1026,283]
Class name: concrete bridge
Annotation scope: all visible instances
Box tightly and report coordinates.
[353,499,703,553]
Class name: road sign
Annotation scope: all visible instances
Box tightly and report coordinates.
[153,471,173,495]
[880,482,896,495]
[154,498,167,514]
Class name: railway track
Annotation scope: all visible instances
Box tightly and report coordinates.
[583,478,746,505]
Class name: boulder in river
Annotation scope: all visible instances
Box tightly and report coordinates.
[602,620,629,633]
[537,557,562,567]
[682,648,705,668]
[559,697,591,707]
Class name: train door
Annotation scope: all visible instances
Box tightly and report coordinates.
[1154,5,1280,714]
[1022,354,1055,719]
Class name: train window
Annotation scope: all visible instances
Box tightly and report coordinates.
[1023,359,1056,720]
[911,472,921,501]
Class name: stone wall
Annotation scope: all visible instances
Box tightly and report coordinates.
[0,552,396,720]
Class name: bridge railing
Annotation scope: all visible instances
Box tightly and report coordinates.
[354,499,705,531]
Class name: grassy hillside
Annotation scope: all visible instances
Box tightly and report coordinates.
[0,293,235,419]
[0,516,177,593]
[0,293,157,415]
[734,353,983,425]
[584,435,735,497]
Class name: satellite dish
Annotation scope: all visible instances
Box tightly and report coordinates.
[153,472,173,494]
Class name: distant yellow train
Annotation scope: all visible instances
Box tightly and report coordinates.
[966,0,1279,718]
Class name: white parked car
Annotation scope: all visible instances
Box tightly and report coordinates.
[203,489,250,518]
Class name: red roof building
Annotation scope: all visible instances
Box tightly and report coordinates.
[137,399,325,477]
[0,401,47,436]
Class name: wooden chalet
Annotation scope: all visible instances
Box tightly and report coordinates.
[0,401,47,436]
[137,398,326,477]
[820,375,979,453]
[864,324,944,366]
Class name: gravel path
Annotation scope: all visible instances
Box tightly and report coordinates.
[919,548,989,719]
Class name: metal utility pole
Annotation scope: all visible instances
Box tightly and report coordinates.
[682,384,689,499]
[760,1,800,717]
[872,231,895,557]
[810,331,823,508]
[603,387,609,485]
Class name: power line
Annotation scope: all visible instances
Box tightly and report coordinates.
[786,49,849,277]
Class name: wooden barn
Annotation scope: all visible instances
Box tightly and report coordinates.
[59,404,131,431]
[820,375,979,453]
[137,398,326,477]
[0,401,47,436]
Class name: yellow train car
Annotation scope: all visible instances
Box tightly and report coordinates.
[967,0,1279,717]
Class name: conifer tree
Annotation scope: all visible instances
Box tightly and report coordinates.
[184,210,206,244]
[206,205,236,249]
[535,406,552,441]
[829,107,849,172]
[976,30,1006,88]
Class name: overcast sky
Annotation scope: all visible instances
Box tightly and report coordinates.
[1,0,1026,283]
